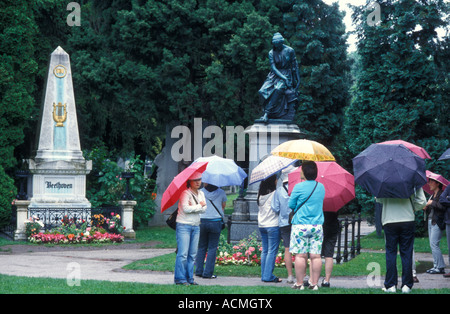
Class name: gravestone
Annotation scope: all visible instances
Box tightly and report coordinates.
[28,46,92,209]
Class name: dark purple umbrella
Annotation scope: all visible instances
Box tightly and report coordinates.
[352,144,427,198]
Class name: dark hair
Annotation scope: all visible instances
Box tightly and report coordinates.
[204,183,218,192]
[302,161,318,180]
[429,179,443,190]
[257,174,277,205]
[186,178,202,188]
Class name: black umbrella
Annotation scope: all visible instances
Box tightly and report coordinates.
[352,144,427,198]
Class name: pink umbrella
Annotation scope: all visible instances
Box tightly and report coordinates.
[160,161,208,212]
[288,161,355,212]
[378,140,431,159]
[422,170,449,195]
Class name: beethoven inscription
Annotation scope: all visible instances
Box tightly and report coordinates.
[45,180,74,193]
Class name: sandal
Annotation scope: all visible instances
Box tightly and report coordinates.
[428,268,445,274]
[272,277,282,283]
[265,277,282,283]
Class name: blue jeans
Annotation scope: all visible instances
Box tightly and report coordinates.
[383,221,415,289]
[195,220,222,278]
[428,220,446,269]
[174,223,200,284]
[259,227,280,282]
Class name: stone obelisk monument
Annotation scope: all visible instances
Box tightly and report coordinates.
[28,46,91,208]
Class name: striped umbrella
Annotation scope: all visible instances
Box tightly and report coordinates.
[249,155,298,185]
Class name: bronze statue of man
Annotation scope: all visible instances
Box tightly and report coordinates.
[258,33,300,123]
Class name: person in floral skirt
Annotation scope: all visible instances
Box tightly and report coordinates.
[288,161,325,290]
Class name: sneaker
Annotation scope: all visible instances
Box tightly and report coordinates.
[321,280,330,288]
[382,286,396,293]
[443,272,450,278]
[413,276,419,283]
[401,286,411,293]
[286,276,295,284]
[292,283,304,290]
[308,284,319,291]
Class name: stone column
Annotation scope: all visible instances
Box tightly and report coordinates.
[14,200,30,241]
[119,200,136,239]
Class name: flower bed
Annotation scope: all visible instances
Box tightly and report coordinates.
[25,213,124,244]
[216,232,287,267]
[29,231,124,244]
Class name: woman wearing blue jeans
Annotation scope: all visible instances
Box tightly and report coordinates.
[195,183,227,279]
[257,174,282,283]
[174,171,207,285]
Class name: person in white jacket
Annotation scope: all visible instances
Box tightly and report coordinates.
[174,171,207,286]
[257,174,281,283]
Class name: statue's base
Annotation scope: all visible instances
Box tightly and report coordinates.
[229,121,306,242]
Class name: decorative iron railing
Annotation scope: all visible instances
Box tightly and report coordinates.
[28,207,122,231]
[335,213,362,264]
[226,212,362,264]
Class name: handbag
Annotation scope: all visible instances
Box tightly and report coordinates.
[207,198,226,230]
[289,182,318,225]
[166,190,199,230]
[166,210,178,230]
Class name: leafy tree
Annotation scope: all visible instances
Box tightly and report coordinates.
[0,0,38,169]
[84,146,156,228]
[343,0,449,218]
[0,0,38,225]
[282,0,351,147]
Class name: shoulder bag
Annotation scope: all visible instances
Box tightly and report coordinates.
[207,198,226,230]
[289,182,318,225]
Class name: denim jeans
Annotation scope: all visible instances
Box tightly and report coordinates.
[383,221,415,289]
[174,223,200,284]
[428,220,446,269]
[259,227,280,282]
[195,220,222,278]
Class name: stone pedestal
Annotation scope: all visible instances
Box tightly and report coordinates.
[229,121,304,241]
[14,200,30,241]
[119,200,136,239]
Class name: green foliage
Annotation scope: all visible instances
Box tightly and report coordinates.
[342,0,449,217]
[0,165,16,229]
[84,146,156,228]
[0,0,38,168]
[283,0,351,146]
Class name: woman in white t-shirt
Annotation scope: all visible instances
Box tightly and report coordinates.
[257,174,281,283]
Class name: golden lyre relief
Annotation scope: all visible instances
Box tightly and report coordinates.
[53,102,67,127]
